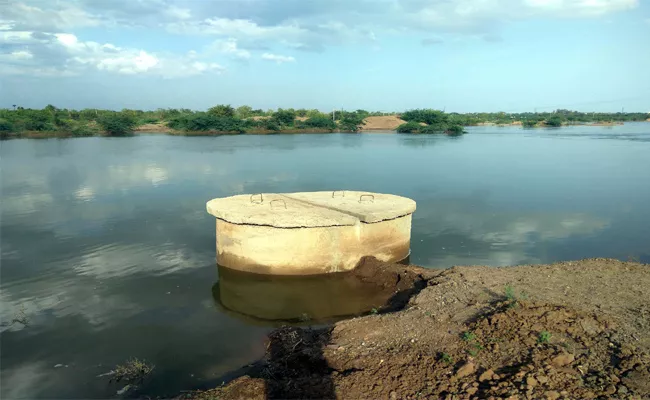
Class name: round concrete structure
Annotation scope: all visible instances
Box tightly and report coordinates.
[206,191,416,275]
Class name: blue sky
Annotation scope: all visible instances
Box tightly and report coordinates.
[0,0,648,112]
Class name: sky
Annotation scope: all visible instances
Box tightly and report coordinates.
[0,0,649,112]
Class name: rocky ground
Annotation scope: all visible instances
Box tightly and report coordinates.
[180,258,650,400]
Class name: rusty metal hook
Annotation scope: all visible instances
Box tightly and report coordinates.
[359,194,375,203]
[270,199,287,209]
[332,191,345,198]
[250,193,263,204]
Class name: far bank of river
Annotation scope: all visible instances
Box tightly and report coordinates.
[2,117,647,140]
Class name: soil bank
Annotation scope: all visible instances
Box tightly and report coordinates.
[182,257,650,400]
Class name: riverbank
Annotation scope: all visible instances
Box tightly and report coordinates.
[3,119,644,139]
[182,257,650,400]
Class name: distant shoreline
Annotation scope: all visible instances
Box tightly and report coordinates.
[2,114,647,140]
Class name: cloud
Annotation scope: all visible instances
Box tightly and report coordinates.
[209,38,251,60]
[1,2,101,31]
[261,53,295,63]
[0,0,639,79]
[0,31,224,77]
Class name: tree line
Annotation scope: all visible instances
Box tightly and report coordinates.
[0,104,647,139]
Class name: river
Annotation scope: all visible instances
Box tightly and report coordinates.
[2,123,649,398]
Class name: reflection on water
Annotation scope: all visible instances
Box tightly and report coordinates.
[1,123,650,399]
[213,264,404,325]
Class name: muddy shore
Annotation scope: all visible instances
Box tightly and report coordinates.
[182,257,650,400]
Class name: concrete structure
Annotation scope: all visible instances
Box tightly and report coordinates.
[206,191,416,275]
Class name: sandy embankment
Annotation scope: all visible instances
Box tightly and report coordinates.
[184,257,650,400]
[360,115,406,131]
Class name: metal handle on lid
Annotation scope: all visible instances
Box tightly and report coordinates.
[359,194,374,203]
[250,193,263,204]
[332,191,345,198]
[270,199,287,209]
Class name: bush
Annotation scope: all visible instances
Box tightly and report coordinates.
[446,125,465,135]
[396,121,422,133]
[522,120,537,128]
[338,111,366,132]
[545,116,563,127]
[207,104,235,118]
[419,124,447,134]
[262,118,281,131]
[272,109,296,126]
[166,113,247,133]
[401,109,449,125]
[0,118,14,132]
[97,113,137,136]
[303,116,336,130]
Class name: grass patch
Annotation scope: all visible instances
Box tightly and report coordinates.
[538,331,552,344]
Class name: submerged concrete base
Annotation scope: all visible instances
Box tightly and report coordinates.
[207,191,416,275]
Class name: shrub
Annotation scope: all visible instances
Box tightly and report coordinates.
[396,121,422,133]
[166,113,247,133]
[303,116,336,129]
[545,116,563,127]
[262,118,281,131]
[522,120,537,128]
[446,125,465,135]
[419,124,447,134]
[0,118,14,132]
[401,109,449,125]
[140,117,159,124]
[207,104,235,118]
[273,109,296,126]
[97,112,137,136]
[338,111,366,132]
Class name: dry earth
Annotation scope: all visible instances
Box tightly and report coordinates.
[182,258,650,400]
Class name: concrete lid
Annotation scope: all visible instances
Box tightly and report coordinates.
[285,191,416,223]
[206,191,416,227]
[206,194,359,228]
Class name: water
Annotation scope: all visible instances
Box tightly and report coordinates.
[2,123,650,398]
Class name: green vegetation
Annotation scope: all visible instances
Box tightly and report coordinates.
[397,109,465,135]
[1,104,646,139]
[440,352,453,365]
[504,284,528,308]
[545,115,563,127]
[97,112,137,136]
[461,331,477,342]
[522,119,538,128]
[538,331,552,344]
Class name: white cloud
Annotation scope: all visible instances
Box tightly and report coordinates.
[3,2,101,31]
[96,50,159,74]
[261,52,295,63]
[0,0,640,79]
[0,31,225,77]
[210,38,251,60]
[164,5,192,20]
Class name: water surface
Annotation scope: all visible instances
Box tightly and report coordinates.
[2,123,650,398]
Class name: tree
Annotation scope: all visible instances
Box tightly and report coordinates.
[545,116,563,127]
[273,109,296,126]
[235,105,253,119]
[97,112,137,136]
[207,104,235,118]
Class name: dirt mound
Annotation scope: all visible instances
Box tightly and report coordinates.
[135,122,172,133]
[361,115,406,131]
[181,258,650,400]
